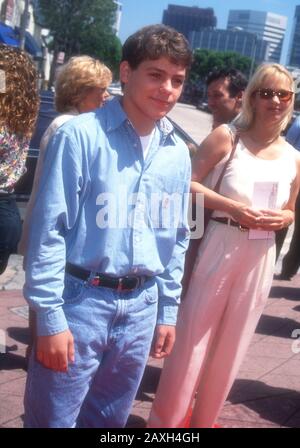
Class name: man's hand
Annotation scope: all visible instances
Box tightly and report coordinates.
[150,325,176,359]
[36,329,75,372]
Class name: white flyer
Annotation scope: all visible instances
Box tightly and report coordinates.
[248,181,278,240]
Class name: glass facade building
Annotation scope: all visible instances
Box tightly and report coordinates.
[162,4,216,41]
[288,6,300,68]
[189,28,268,64]
[227,10,287,63]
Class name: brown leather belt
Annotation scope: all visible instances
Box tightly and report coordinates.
[211,217,249,232]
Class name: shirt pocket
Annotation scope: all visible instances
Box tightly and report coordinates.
[149,174,187,230]
[151,174,186,195]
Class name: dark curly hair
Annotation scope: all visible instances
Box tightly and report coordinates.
[0,44,39,137]
[206,68,248,98]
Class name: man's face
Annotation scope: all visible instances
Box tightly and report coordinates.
[207,77,242,128]
[120,57,186,134]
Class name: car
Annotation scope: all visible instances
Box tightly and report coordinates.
[107,82,122,96]
[15,93,197,215]
[197,100,210,113]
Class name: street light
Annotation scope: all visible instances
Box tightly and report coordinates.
[249,34,258,79]
[232,26,257,79]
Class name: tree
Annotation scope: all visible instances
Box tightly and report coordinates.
[183,48,253,105]
[37,0,122,85]
[189,49,252,85]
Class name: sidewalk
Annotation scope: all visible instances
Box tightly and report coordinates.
[0,274,300,428]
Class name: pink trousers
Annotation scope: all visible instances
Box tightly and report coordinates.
[148,221,275,428]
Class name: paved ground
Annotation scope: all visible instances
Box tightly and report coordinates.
[1,262,300,428]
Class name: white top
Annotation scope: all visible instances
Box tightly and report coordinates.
[203,124,300,219]
[139,127,156,160]
[39,112,78,152]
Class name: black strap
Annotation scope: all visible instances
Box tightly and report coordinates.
[204,132,240,224]
[214,132,239,194]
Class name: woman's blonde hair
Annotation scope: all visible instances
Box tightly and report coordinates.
[55,55,112,113]
[234,63,295,135]
[0,44,39,137]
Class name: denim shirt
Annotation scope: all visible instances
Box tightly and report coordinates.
[24,97,191,336]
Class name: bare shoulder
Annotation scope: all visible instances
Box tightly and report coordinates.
[192,125,234,181]
[199,124,233,158]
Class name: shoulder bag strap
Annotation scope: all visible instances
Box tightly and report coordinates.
[203,132,239,228]
[213,132,239,194]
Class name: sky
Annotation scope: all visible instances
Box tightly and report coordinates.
[118,0,300,65]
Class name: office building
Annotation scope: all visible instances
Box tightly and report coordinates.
[227,10,287,63]
[288,5,300,67]
[113,1,122,36]
[162,4,216,41]
[190,28,268,64]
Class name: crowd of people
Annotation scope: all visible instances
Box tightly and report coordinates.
[0,23,300,429]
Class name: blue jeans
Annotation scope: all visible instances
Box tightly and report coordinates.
[0,195,22,274]
[24,273,158,428]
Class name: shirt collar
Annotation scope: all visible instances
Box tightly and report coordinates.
[105,96,129,132]
[105,96,175,140]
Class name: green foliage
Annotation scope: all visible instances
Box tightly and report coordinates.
[189,48,252,84]
[38,0,121,77]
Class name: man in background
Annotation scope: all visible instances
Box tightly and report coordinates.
[206,68,247,129]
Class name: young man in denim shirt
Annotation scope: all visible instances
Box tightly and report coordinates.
[23,24,192,428]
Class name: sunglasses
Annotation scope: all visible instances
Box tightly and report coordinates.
[256,88,294,102]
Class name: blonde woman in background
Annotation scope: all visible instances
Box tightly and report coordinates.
[0,45,39,275]
[148,63,300,428]
[19,55,112,254]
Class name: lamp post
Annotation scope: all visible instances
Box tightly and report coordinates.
[232,26,257,80]
[19,0,30,50]
[249,34,258,79]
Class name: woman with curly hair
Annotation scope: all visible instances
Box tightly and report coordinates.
[0,44,39,274]
[19,55,112,254]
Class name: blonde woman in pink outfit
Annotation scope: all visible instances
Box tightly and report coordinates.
[148,63,300,428]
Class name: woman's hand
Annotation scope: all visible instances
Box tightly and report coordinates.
[229,204,264,229]
[255,209,294,231]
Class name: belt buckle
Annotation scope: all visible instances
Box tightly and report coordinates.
[117,278,123,292]
[90,276,101,287]
[118,276,139,292]
[238,224,248,232]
